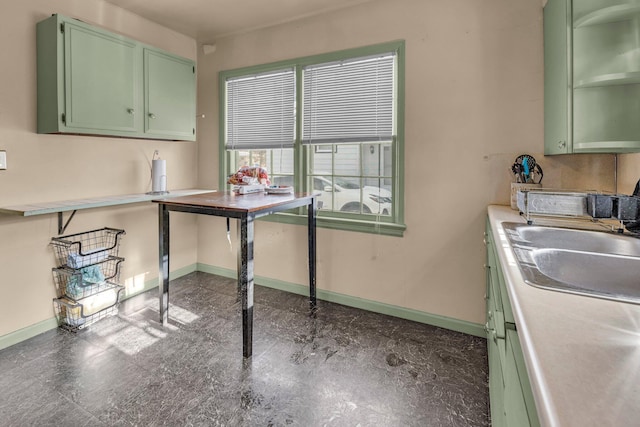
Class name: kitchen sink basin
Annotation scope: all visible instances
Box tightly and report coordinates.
[502,222,640,304]
[503,223,640,257]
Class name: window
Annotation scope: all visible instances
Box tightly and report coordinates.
[225,69,296,185]
[219,41,405,236]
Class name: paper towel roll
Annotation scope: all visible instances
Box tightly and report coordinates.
[152,159,167,193]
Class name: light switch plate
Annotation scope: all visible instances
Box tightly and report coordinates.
[0,151,6,170]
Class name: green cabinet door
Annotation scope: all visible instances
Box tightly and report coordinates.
[507,329,541,427]
[504,330,531,427]
[488,331,506,427]
[543,0,570,154]
[144,49,196,140]
[64,21,139,133]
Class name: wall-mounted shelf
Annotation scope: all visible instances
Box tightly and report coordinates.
[0,189,213,234]
[574,4,640,28]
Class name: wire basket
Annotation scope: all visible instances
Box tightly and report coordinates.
[52,256,124,300]
[51,228,125,269]
[53,284,123,332]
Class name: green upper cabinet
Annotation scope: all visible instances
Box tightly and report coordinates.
[37,14,196,141]
[144,48,196,139]
[544,0,640,154]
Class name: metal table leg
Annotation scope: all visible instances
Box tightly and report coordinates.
[238,213,255,358]
[308,197,317,310]
[159,204,170,325]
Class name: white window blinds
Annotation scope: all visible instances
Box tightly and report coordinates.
[225,69,295,149]
[302,53,395,145]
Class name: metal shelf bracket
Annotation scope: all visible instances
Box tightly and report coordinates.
[58,210,77,235]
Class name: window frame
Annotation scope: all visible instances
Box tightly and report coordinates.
[218,41,406,237]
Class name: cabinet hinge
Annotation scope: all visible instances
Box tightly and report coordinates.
[61,113,66,124]
[60,23,65,33]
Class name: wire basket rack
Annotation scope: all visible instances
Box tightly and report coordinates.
[50,227,126,331]
[53,284,123,332]
[52,256,124,300]
[50,228,125,269]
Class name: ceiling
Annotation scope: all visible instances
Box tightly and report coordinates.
[102,0,376,42]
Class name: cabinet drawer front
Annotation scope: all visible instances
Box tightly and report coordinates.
[495,258,516,326]
[486,304,507,376]
[487,239,504,310]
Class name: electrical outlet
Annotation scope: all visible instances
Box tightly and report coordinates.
[0,151,6,170]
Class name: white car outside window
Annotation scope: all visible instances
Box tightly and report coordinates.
[273,176,392,215]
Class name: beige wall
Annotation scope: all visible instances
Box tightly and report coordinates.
[0,0,198,336]
[620,154,640,194]
[196,0,615,326]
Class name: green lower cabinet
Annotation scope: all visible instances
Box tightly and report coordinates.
[486,219,540,427]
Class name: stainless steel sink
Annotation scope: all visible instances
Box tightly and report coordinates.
[502,222,640,304]
[504,223,640,257]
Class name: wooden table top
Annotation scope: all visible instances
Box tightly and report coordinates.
[152,191,316,213]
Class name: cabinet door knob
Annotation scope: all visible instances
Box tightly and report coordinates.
[127,108,135,115]
[149,113,156,119]
[558,140,566,149]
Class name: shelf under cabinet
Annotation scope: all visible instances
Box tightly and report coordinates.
[575,72,640,88]
[574,4,640,28]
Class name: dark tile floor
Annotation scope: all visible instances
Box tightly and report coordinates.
[0,272,489,426]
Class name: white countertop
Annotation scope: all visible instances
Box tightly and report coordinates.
[488,205,640,427]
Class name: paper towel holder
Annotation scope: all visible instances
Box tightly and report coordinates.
[146,150,170,195]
